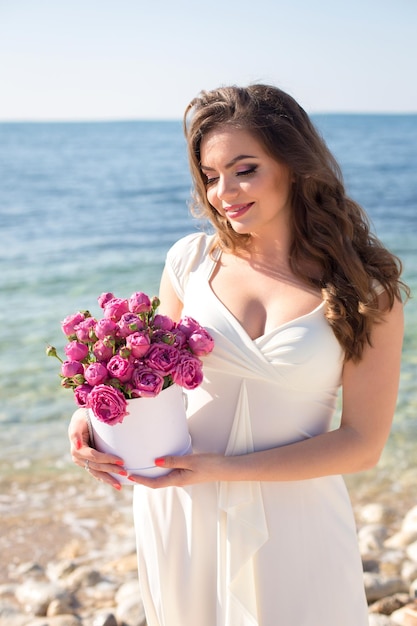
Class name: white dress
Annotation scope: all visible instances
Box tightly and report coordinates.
[133,232,369,626]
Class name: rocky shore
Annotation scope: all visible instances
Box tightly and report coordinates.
[1,468,417,626]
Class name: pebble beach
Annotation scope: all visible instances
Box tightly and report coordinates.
[1,462,417,626]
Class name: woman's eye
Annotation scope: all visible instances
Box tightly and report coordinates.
[236,166,257,177]
[204,175,218,186]
[204,165,257,186]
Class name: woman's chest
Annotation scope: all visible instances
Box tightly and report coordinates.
[209,256,322,340]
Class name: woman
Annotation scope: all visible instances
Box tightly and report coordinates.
[69,84,407,626]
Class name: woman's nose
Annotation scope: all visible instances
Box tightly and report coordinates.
[216,175,239,201]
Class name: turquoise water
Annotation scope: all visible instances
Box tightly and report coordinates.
[0,117,416,493]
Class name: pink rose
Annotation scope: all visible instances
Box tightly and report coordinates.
[153,314,175,331]
[75,317,97,343]
[64,341,89,361]
[84,362,108,386]
[95,318,118,340]
[107,354,134,382]
[118,312,145,337]
[98,292,115,308]
[89,384,127,425]
[131,367,165,397]
[74,383,93,407]
[126,332,151,358]
[172,352,204,389]
[128,292,152,314]
[188,328,214,356]
[177,316,202,338]
[61,312,85,337]
[104,298,129,321]
[93,339,114,362]
[145,343,179,375]
[61,360,84,378]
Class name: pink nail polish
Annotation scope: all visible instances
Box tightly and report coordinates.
[75,439,82,450]
[155,457,165,467]
[115,459,125,466]
[113,483,122,491]
[118,470,128,476]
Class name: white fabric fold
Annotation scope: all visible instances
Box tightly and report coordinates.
[217,381,269,625]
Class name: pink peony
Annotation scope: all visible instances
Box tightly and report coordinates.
[75,317,97,343]
[61,312,85,337]
[104,298,129,321]
[61,360,84,378]
[92,339,114,362]
[95,318,118,340]
[107,354,134,382]
[188,328,215,356]
[74,383,93,407]
[172,351,204,389]
[89,384,127,425]
[131,367,165,397]
[177,316,202,338]
[64,341,89,362]
[153,314,176,331]
[171,329,188,349]
[128,292,152,314]
[145,343,179,375]
[84,362,108,386]
[126,332,151,358]
[153,328,188,349]
[118,312,145,337]
[97,292,115,308]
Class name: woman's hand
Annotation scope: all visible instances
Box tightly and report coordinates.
[68,408,128,490]
[126,452,230,488]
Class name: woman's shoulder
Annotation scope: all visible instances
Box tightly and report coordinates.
[167,231,216,268]
[165,231,216,299]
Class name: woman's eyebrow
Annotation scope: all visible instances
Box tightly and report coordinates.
[200,154,257,172]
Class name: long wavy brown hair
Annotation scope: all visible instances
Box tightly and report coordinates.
[183,84,408,362]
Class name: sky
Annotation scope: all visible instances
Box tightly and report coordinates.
[0,0,416,121]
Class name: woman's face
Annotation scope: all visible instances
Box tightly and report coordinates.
[200,127,294,239]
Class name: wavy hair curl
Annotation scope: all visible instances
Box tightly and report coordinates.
[183,84,408,361]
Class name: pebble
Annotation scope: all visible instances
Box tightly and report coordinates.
[1,472,417,625]
[368,614,395,626]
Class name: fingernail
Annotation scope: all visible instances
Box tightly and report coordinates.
[117,470,128,476]
[75,439,82,450]
[112,483,122,491]
[115,459,125,466]
[155,457,165,466]
[127,476,136,481]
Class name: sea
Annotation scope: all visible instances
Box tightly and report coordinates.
[1,116,416,501]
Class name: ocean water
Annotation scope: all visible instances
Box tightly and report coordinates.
[0,116,416,496]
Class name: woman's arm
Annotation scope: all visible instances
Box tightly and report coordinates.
[129,293,404,487]
[158,265,184,320]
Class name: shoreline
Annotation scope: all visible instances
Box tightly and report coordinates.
[0,468,134,585]
[1,461,416,581]
[1,465,417,625]
[0,463,417,584]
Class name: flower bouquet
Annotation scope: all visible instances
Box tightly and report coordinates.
[47,291,214,481]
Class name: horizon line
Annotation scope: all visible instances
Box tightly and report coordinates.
[1,111,417,124]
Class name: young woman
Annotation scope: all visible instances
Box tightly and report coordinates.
[69,84,407,626]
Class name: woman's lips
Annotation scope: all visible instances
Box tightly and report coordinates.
[224,202,254,218]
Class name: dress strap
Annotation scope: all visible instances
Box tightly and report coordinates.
[207,246,222,280]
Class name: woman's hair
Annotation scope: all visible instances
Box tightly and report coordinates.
[183,84,409,362]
